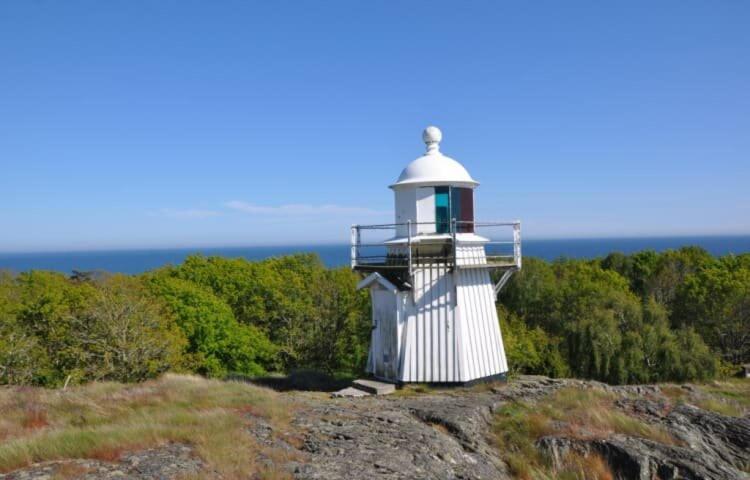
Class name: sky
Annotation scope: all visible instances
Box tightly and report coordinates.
[1,1,749,252]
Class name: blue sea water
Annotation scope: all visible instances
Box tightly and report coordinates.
[1,236,749,275]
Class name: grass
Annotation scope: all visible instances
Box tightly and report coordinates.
[390,384,436,397]
[660,378,750,417]
[492,387,677,480]
[0,374,299,479]
[493,379,750,479]
[391,379,507,398]
[697,378,750,415]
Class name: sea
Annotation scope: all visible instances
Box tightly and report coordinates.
[1,236,749,275]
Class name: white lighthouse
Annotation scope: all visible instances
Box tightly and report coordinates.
[352,126,522,384]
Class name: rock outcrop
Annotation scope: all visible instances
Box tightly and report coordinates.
[0,444,202,480]
[294,376,749,480]
[2,376,748,480]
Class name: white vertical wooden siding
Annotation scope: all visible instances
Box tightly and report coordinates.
[395,260,508,383]
[400,264,458,382]
[455,268,508,381]
[455,244,487,266]
[366,244,509,383]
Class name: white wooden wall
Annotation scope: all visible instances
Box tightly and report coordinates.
[455,268,508,381]
[369,289,398,379]
[366,245,508,384]
[455,243,487,266]
[416,187,436,234]
[399,264,458,382]
[394,189,417,237]
[394,186,438,237]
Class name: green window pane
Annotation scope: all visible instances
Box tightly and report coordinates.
[450,187,461,232]
[435,186,449,233]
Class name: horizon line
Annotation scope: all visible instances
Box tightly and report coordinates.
[2,232,750,256]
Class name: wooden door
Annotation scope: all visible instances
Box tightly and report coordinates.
[372,289,398,380]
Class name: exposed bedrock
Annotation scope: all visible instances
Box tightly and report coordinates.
[294,376,749,480]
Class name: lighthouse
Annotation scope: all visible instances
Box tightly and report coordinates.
[352,126,522,384]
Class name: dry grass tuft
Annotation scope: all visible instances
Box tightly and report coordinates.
[390,384,435,397]
[658,384,688,402]
[51,462,90,479]
[21,405,49,431]
[555,453,614,480]
[88,446,125,462]
[696,379,750,416]
[0,374,297,478]
[659,378,750,417]
[495,380,750,479]
[493,386,675,479]
[695,397,744,417]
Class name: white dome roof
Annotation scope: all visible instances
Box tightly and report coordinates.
[390,127,479,189]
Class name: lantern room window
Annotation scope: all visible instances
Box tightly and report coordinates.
[452,187,474,233]
[434,186,474,234]
[435,186,450,233]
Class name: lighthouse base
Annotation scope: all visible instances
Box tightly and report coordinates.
[360,266,510,385]
[384,372,508,388]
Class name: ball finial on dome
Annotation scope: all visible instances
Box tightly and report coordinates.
[422,126,442,153]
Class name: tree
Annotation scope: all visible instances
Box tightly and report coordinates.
[69,275,186,383]
[601,250,660,298]
[499,257,560,332]
[499,256,719,384]
[498,307,568,377]
[304,267,370,373]
[167,253,371,373]
[673,259,750,364]
[14,270,96,385]
[0,274,45,385]
[145,274,277,377]
[646,247,714,307]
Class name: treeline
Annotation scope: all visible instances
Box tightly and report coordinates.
[0,254,370,386]
[0,247,747,387]
[498,247,750,384]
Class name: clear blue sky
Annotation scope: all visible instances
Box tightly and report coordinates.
[1,1,748,252]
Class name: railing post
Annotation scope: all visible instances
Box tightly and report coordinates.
[451,218,457,268]
[350,225,358,269]
[407,220,412,276]
[514,222,522,269]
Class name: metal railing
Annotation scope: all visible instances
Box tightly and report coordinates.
[350,220,521,274]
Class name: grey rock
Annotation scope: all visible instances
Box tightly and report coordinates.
[0,444,202,480]
[351,379,396,395]
[293,376,749,480]
[331,386,371,398]
[537,434,748,480]
[2,376,747,480]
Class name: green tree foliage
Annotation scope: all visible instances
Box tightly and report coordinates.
[68,275,186,382]
[498,307,568,378]
[165,254,370,373]
[500,254,722,384]
[0,253,370,387]
[0,271,43,384]
[0,271,186,386]
[14,270,97,384]
[673,256,750,365]
[1,246,745,387]
[145,274,276,377]
[602,247,715,306]
[306,267,371,374]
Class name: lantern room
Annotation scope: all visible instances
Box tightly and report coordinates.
[391,126,478,237]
